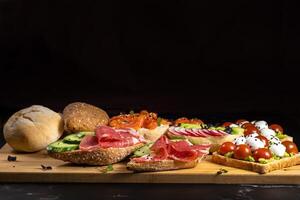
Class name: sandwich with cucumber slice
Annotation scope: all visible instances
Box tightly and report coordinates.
[47,126,145,165]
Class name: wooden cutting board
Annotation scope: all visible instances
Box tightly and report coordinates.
[1,144,300,184]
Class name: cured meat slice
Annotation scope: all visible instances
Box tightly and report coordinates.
[150,136,169,161]
[168,141,199,162]
[97,126,142,148]
[134,136,209,163]
[80,126,144,149]
[79,135,99,151]
[190,144,211,155]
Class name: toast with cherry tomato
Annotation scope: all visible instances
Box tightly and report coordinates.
[211,132,300,173]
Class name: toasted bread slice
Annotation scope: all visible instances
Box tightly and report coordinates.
[211,153,300,174]
[127,159,199,172]
[49,143,144,165]
[168,132,242,153]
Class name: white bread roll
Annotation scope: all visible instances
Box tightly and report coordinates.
[3,105,64,152]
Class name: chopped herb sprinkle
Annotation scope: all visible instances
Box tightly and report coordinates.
[41,165,52,170]
[7,155,17,162]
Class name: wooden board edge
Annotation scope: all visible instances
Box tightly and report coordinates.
[1,173,300,184]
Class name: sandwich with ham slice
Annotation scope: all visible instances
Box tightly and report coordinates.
[127,136,210,172]
[47,126,145,165]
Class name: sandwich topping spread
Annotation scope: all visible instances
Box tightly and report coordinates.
[109,110,170,130]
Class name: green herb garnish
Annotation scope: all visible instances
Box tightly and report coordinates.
[216,168,228,175]
[129,110,135,115]
[245,156,255,162]
[101,164,114,173]
[224,152,234,158]
[157,117,162,126]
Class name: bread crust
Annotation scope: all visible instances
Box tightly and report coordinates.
[63,102,109,133]
[49,143,144,165]
[127,159,199,172]
[211,153,300,174]
[3,105,64,152]
[168,131,242,153]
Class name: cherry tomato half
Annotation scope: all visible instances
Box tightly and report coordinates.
[269,124,284,133]
[234,144,252,160]
[256,135,269,147]
[282,141,299,154]
[222,122,233,127]
[252,148,272,161]
[218,142,236,155]
[244,126,259,136]
[236,119,248,125]
[241,122,255,129]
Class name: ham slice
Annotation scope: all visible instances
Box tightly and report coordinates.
[79,135,99,151]
[79,126,144,150]
[167,141,199,162]
[132,136,211,163]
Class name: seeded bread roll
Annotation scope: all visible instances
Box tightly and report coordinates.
[3,105,64,152]
[49,143,144,165]
[63,102,109,133]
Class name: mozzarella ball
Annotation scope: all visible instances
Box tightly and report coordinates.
[233,136,246,145]
[255,121,268,130]
[245,132,259,139]
[246,137,265,151]
[260,128,276,140]
[269,135,281,145]
[269,143,286,157]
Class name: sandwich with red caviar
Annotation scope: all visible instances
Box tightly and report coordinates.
[109,110,171,142]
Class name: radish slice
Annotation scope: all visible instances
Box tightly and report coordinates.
[196,129,209,137]
[185,129,199,137]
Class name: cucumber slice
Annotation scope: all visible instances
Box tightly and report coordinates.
[63,132,94,144]
[132,142,153,157]
[47,140,79,153]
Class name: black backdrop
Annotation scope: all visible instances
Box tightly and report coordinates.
[1,0,300,144]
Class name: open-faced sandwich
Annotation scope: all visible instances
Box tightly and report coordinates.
[109,110,171,142]
[47,126,145,165]
[222,119,293,142]
[127,135,210,172]
[211,130,300,173]
[167,118,244,153]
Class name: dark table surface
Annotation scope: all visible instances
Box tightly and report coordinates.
[0,183,300,200]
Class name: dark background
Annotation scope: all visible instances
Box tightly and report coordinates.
[1,0,300,144]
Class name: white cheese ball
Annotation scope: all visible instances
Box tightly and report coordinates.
[269,135,281,145]
[246,137,265,151]
[260,128,276,140]
[269,143,286,157]
[233,136,246,145]
[245,132,259,139]
[255,121,268,130]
